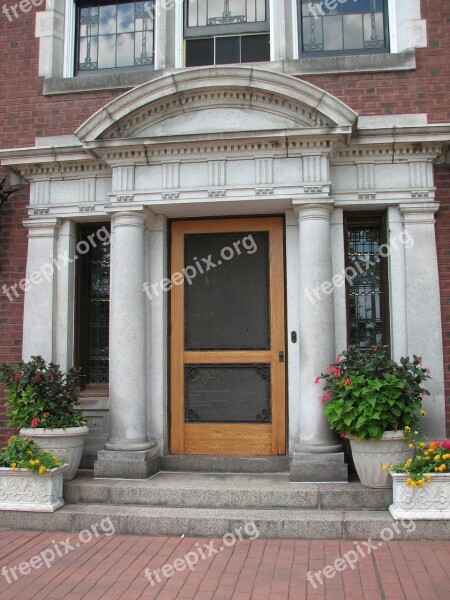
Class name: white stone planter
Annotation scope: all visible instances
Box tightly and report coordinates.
[0,466,66,512]
[349,431,413,488]
[20,426,89,480]
[389,472,450,520]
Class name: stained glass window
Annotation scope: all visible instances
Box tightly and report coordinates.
[300,0,388,55]
[76,1,155,72]
[345,216,389,350]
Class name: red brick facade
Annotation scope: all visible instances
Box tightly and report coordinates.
[0,0,449,445]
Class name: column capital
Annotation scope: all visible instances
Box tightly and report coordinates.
[106,206,155,228]
[293,201,335,223]
[22,217,60,237]
[400,202,440,224]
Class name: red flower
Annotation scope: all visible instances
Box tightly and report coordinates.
[321,393,332,404]
[31,417,40,428]
[13,371,20,382]
[327,365,334,374]
[421,390,427,397]
[344,378,352,386]
[418,357,423,365]
[334,368,341,377]
[440,440,450,450]
[339,431,347,439]
[314,377,321,384]
[35,375,41,383]
[335,355,341,362]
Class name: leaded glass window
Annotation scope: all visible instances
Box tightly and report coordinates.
[76,226,110,386]
[185,0,270,66]
[76,1,155,72]
[345,215,389,350]
[299,0,388,55]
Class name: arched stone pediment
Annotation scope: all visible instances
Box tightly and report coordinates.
[76,67,357,143]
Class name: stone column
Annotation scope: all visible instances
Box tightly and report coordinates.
[400,202,446,439]
[21,218,59,362]
[94,209,159,478]
[290,203,347,482]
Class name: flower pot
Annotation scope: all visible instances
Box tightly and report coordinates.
[20,426,89,480]
[0,466,66,512]
[349,431,413,488]
[389,472,450,520]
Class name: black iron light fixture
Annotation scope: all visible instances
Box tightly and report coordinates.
[0,177,22,211]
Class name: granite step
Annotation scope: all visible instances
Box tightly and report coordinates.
[0,504,447,540]
[64,471,392,511]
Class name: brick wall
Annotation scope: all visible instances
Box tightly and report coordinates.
[435,165,450,437]
[0,0,449,445]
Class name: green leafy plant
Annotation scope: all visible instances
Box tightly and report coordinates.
[387,438,450,485]
[0,435,65,474]
[316,346,430,440]
[0,356,87,429]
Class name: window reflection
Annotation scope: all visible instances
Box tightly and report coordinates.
[77,1,155,71]
[300,0,387,54]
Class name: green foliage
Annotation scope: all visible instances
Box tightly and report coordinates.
[316,346,430,440]
[0,435,65,474]
[0,356,87,429]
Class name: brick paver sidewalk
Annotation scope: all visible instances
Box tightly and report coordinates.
[0,531,448,600]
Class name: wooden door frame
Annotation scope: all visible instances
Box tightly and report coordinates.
[169,216,286,455]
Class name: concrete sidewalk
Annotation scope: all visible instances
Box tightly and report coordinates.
[0,530,448,600]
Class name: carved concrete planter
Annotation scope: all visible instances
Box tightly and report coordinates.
[389,472,450,520]
[0,467,66,512]
[20,426,89,480]
[349,431,413,488]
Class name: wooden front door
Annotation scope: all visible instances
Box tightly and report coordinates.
[170,217,286,455]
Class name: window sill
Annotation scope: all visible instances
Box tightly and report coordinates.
[42,50,416,96]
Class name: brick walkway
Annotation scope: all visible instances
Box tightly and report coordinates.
[0,531,449,600]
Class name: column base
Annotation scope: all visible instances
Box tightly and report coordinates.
[94,447,160,479]
[290,452,348,482]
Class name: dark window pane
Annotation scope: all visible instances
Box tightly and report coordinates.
[216,36,240,64]
[76,225,110,385]
[241,34,270,62]
[186,38,215,66]
[185,364,271,423]
[184,232,270,350]
[346,223,387,350]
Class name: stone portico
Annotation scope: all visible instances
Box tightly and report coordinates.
[1,66,448,480]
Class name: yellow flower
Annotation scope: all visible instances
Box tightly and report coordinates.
[426,456,431,461]
[26,451,31,455]
[419,443,426,448]
[420,410,427,417]
[418,480,424,488]
[440,464,447,472]
[435,467,439,472]
[38,465,46,474]
[408,444,414,449]
[405,478,412,486]
[414,431,419,435]
[404,426,411,432]
[411,481,417,488]
[427,477,432,484]
[443,454,450,460]
[382,464,387,471]
[434,455,441,461]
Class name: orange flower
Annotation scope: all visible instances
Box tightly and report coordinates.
[43,412,50,418]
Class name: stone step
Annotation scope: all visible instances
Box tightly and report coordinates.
[159,455,290,473]
[0,504,447,540]
[64,471,392,511]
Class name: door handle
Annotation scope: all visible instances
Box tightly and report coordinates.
[279,351,284,363]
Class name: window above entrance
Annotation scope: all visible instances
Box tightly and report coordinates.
[75,1,155,73]
[185,0,270,67]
